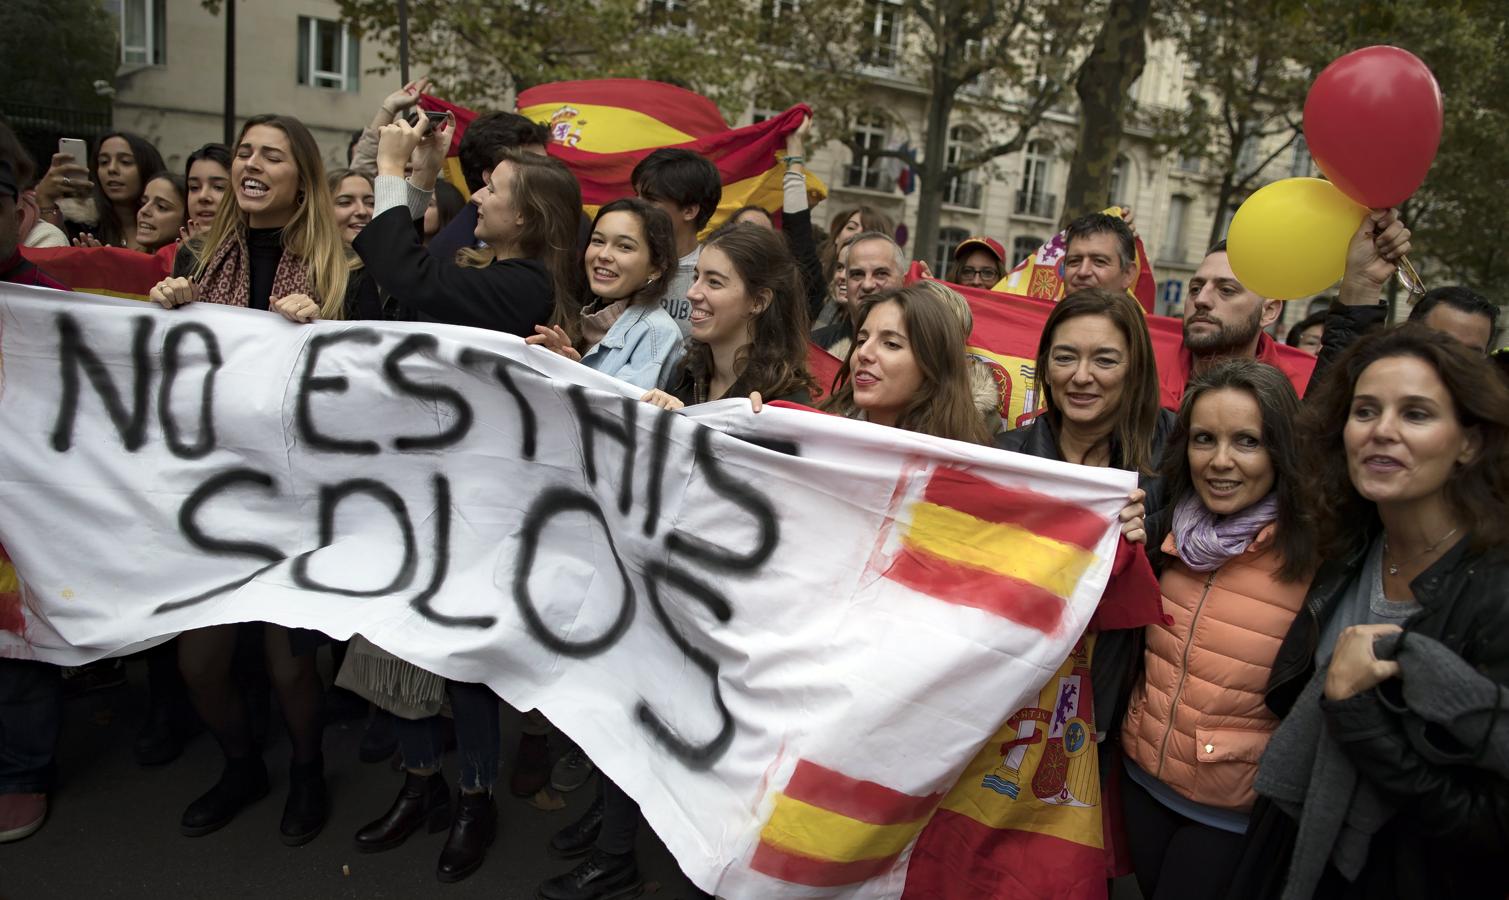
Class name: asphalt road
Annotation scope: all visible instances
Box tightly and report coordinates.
[0,663,702,900]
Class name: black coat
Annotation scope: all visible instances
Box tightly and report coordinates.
[1237,536,1509,900]
[353,207,553,337]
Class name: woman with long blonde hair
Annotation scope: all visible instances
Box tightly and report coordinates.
[150,114,353,323]
[146,114,353,847]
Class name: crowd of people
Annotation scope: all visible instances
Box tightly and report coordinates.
[0,76,1506,900]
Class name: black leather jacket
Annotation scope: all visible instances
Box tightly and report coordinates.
[1262,534,1509,898]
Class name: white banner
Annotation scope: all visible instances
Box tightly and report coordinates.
[0,285,1133,897]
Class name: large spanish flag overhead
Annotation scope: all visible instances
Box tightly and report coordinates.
[515,79,827,235]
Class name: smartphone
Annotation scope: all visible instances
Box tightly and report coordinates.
[404,109,450,129]
[58,137,89,167]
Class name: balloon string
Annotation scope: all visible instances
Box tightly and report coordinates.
[1396,254,1426,295]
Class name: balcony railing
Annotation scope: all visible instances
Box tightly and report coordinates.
[1015,189,1057,219]
[944,180,983,209]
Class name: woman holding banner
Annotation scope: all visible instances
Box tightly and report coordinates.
[641,221,818,409]
[145,113,355,847]
[344,115,584,885]
[1119,359,1316,900]
[1228,327,1509,900]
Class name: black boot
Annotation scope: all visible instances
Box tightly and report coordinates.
[280,756,329,847]
[180,756,270,837]
[436,790,497,883]
[134,703,183,767]
[549,796,604,858]
[537,848,642,900]
[358,709,399,764]
[353,771,450,853]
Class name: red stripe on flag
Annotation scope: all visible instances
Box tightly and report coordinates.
[806,341,841,403]
[21,245,168,298]
[517,78,728,138]
[922,468,1106,551]
[901,807,1107,899]
[885,549,1068,634]
[750,841,900,887]
[782,760,943,826]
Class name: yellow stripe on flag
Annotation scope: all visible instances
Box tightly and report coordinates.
[759,794,925,864]
[517,103,696,153]
[700,167,830,238]
[0,562,16,594]
[902,503,1093,598]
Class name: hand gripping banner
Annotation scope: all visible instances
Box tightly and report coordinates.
[0,285,1133,897]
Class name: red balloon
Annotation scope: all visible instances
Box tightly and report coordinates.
[1303,46,1443,208]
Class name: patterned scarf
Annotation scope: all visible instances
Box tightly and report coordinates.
[1170,491,1280,572]
[196,229,311,308]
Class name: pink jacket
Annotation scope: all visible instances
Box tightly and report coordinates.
[1120,524,1310,811]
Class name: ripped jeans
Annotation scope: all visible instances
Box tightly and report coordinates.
[395,680,500,792]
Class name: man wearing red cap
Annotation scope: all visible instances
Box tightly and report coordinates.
[947,235,1006,289]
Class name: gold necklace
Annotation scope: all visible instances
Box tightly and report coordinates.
[1384,526,1460,576]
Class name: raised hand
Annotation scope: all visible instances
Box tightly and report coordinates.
[376,116,429,178]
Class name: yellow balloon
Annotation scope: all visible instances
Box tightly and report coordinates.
[1227,177,1366,300]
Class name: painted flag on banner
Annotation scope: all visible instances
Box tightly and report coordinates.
[991,207,1158,313]
[515,79,827,235]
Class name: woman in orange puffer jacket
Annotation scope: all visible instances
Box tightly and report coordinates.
[1118,360,1318,900]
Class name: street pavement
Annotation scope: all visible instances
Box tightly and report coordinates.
[0,664,702,900]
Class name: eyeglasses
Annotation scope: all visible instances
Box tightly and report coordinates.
[958,267,1000,281]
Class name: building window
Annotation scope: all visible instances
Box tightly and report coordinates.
[943,126,982,208]
[860,0,903,70]
[118,0,167,66]
[936,227,970,277]
[845,118,891,192]
[1108,154,1130,207]
[650,0,691,29]
[1162,195,1191,264]
[1176,153,1202,174]
[1289,136,1312,178]
[1011,236,1043,267]
[297,17,359,92]
[1015,140,1056,220]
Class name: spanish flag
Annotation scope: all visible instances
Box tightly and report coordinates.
[20,245,170,302]
[751,759,944,887]
[515,79,827,235]
[882,467,1105,635]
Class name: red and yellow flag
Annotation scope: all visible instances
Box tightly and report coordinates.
[883,468,1105,635]
[20,245,169,302]
[515,79,827,235]
[751,759,944,887]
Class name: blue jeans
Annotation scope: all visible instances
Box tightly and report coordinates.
[396,680,500,792]
[0,659,62,794]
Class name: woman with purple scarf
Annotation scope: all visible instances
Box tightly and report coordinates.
[1118,359,1318,900]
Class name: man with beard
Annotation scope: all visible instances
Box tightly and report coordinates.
[1159,209,1410,409]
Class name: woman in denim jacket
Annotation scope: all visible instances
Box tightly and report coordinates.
[528,197,682,388]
